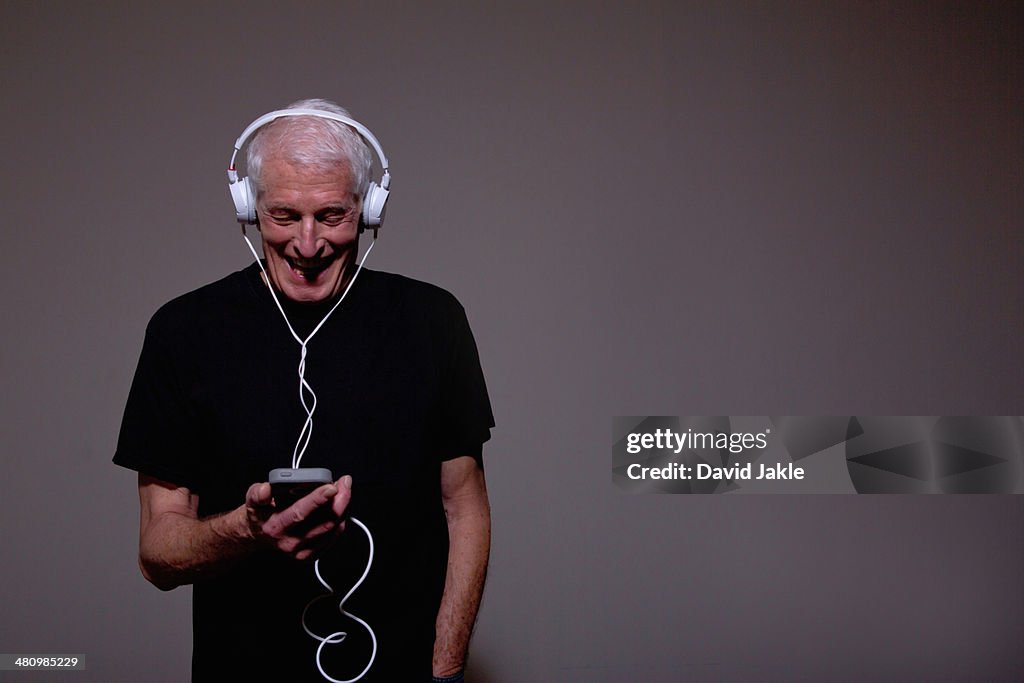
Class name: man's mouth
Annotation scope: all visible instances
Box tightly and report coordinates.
[285,254,335,280]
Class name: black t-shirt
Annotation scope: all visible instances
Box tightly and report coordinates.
[114,264,494,681]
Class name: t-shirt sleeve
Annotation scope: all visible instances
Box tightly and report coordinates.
[112,307,205,491]
[436,298,495,464]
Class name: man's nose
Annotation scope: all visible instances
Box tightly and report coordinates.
[294,217,324,257]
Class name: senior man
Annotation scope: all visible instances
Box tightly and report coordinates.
[114,99,493,682]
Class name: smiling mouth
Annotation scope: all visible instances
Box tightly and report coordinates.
[285,255,335,280]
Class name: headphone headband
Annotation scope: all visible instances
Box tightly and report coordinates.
[227,108,391,228]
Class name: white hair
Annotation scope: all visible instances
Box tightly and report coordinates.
[246,98,374,198]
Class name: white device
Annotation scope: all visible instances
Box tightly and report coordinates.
[227,108,391,228]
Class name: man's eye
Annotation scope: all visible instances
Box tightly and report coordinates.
[268,213,298,224]
[318,211,350,226]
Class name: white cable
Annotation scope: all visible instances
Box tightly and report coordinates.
[241,231,376,468]
[241,229,379,681]
[300,518,378,683]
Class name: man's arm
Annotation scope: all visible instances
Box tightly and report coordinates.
[137,473,351,590]
[433,456,491,678]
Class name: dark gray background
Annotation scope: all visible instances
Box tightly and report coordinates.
[1,1,1021,680]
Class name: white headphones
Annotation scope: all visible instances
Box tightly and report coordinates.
[227,108,391,228]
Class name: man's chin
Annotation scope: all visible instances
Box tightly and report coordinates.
[281,280,338,304]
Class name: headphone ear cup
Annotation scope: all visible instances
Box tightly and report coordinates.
[361,182,389,227]
[229,176,257,225]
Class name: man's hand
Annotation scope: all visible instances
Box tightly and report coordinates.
[138,473,355,590]
[244,475,352,561]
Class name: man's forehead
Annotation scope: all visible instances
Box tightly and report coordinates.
[259,157,357,195]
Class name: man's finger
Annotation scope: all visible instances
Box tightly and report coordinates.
[301,518,337,543]
[331,475,353,518]
[295,520,346,560]
[280,484,337,527]
[246,482,272,507]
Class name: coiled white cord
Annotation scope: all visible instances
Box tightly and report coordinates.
[241,228,378,681]
[302,518,378,683]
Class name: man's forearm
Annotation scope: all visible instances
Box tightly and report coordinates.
[140,505,258,590]
[138,475,350,590]
[433,506,491,677]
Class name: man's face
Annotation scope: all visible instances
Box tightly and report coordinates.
[256,157,362,304]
